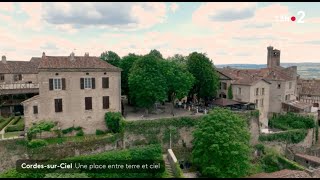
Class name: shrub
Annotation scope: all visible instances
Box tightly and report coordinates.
[62,126,83,135]
[5,118,24,132]
[74,126,82,131]
[269,113,315,130]
[0,118,15,131]
[27,121,56,141]
[254,144,265,154]
[259,129,308,143]
[105,112,125,133]
[96,129,106,135]
[27,139,48,148]
[76,129,84,136]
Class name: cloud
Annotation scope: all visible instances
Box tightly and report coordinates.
[170,3,179,13]
[0,2,14,12]
[41,2,167,30]
[209,6,255,22]
[19,2,44,31]
[40,42,59,50]
[303,40,320,45]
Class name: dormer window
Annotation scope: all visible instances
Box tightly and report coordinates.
[0,74,4,82]
[14,74,22,81]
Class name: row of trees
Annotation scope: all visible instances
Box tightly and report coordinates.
[100,50,220,115]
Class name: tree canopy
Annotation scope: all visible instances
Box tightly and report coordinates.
[186,52,219,101]
[192,107,251,178]
[148,49,163,59]
[119,53,141,98]
[100,51,121,67]
[128,54,168,113]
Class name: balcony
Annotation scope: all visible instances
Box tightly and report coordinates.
[0,83,39,95]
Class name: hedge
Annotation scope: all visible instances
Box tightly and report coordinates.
[27,139,48,148]
[5,117,24,132]
[62,126,82,134]
[0,116,15,131]
[259,129,308,143]
[269,113,315,130]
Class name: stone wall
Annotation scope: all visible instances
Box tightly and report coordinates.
[0,135,122,173]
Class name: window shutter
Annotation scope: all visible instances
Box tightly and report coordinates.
[85,97,92,110]
[103,96,110,109]
[92,78,95,89]
[102,77,109,89]
[80,78,84,89]
[33,106,38,114]
[49,79,53,90]
[54,99,58,112]
[62,78,66,90]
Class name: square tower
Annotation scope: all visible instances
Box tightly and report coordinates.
[267,46,281,68]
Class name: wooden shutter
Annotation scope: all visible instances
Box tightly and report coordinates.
[85,97,92,110]
[102,77,109,89]
[55,99,63,112]
[103,96,110,109]
[62,78,66,90]
[54,99,58,112]
[80,78,84,89]
[92,78,95,89]
[33,106,38,114]
[49,79,53,90]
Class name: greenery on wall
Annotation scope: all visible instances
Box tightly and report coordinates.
[105,112,125,134]
[269,113,315,130]
[27,121,56,141]
[259,129,308,144]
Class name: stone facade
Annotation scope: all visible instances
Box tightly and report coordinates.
[21,53,122,134]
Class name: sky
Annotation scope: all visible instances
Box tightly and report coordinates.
[0,2,320,64]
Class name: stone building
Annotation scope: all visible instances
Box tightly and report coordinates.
[297,78,320,107]
[216,46,300,128]
[21,52,122,134]
[217,68,271,128]
[0,55,40,117]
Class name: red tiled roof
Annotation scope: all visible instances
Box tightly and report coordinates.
[217,68,271,86]
[217,66,296,86]
[0,60,40,74]
[38,55,121,71]
[248,169,311,178]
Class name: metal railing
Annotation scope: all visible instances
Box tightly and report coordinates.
[0,83,39,90]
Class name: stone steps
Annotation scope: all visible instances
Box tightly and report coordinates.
[163,154,174,177]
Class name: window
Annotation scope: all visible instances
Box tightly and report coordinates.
[49,78,65,90]
[285,94,290,101]
[238,87,241,95]
[80,77,95,89]
[33,106,38,114]
[103,96,110,109]
[256,88,259,96]
[102,77,109,89]
[255,99,259,106]
[278,83,281,89]
[0,74,4,81]
[54,99,63,112]
[85,97,92,110]
[221,82,227,90]
[53,78,62,90]
[262,88,265,95]
[14,74,22,81]
[260,99,264,107]
[289,82,292,89]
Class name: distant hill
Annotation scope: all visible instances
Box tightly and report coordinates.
[215,63,320,79]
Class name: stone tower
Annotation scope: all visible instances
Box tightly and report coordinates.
[267,46,280,68]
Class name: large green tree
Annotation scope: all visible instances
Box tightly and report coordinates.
[192,107,251,178]
[159,60,195,115]
[148,49,163,59]
[128,54,167,115]
[119,53,141,104]
[167,54,187,66]
[100,51,121,67]
[186,52,219,102]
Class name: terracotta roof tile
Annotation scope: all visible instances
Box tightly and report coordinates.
[0,60,40,74]
[38,55,121,71]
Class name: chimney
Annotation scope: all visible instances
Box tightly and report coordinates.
[42,52,46,58]
[1,55,6,64]
[70,52,75,61]
[84,52,89,57]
